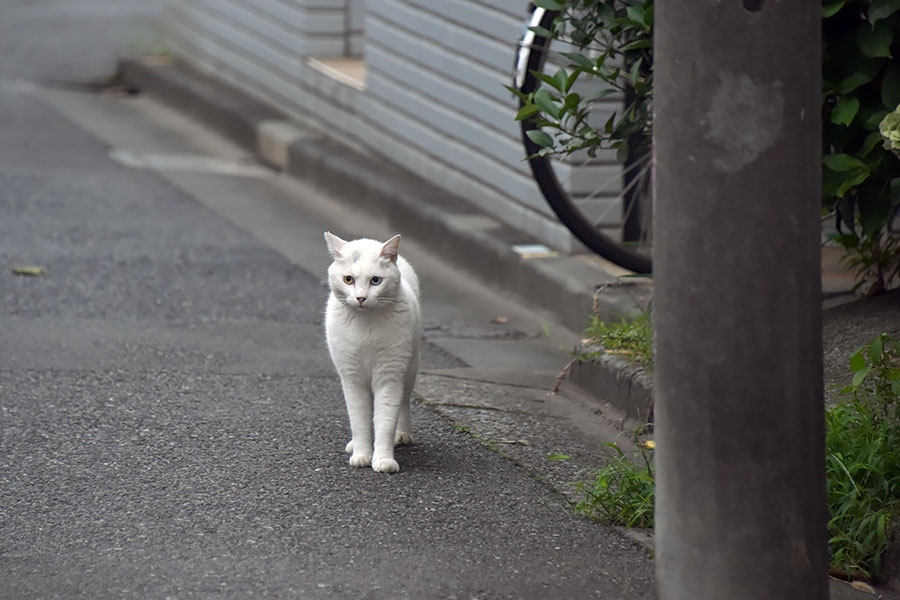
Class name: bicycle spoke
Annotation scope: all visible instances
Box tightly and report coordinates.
[587,156,652,231]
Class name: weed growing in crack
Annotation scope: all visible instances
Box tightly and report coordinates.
[581,311,653,368]
[572,427,655,529]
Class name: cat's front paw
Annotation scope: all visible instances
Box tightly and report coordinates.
[394,432,413,446]
[349,452,372,468]
[345,440,354,454]
[372,457,400,473]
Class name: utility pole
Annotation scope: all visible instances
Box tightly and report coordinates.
[653,3,827,599]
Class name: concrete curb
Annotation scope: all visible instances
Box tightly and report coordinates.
[118,55,653,414]
[569,353,654,425]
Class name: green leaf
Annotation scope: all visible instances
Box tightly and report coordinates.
[547,453,572,461]
[552,67,568,94]
[849,350,867,372]
[528,25,553,39]
[562,52,594,70]
[596,3,615,26]
[858,20,894,58]
[859,186,893,234]
[564,70,580,94]
[622,39,652,52]
[642,5,654,29]
[881,64,900,110]
[515,103,540,121]
[616,138,630,163]
[836,170,871,197]
[532,0,565,10]
[831,232,860,249]
[533,70,562,91]
[562,92,581,112]
[861,131,884,156]
[603,111,616,134]
[831,96,861,126]
[824,0,846,17]
[534,87,562,118]
[863,108,891,130]
[852,365,872,389]
[869,336,884,361]
[526,129,554,148]
[869,0,900,23]
[835,55,884,96]
[630,58,644,87]
[824,153,868,171]
[583,89,617,103]
[839,70,878,94]
[626,6,647,27]
[504,84,527,101]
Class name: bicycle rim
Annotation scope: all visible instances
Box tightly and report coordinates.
[517,8,653,274]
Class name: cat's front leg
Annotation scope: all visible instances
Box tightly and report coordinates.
[341,378,374,468]
[371,379,404,473]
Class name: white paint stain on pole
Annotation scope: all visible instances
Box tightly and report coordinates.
[704,72,784,173]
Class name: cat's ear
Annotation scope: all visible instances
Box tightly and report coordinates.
[324,231,347,259]
[380,235,401,264]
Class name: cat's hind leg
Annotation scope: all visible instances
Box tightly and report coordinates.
[394,355,417,447]
[394,393,412,446]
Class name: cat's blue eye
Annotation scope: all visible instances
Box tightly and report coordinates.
[370,276,382,286]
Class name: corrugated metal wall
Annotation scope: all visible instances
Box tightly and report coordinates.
[165,0,622,252]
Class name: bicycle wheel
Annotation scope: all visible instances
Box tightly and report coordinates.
[515,7,653,274]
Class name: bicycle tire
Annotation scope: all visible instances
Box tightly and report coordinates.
[516,7,652,274]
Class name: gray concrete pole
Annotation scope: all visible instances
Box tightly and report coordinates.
[653,2,827,600]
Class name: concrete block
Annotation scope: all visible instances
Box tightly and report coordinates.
[256,120,317,169]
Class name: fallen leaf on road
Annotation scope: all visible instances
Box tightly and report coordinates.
[492,316,509,324]
[12,266,46,276]
[142,54,174,67]
[850,581,876,595]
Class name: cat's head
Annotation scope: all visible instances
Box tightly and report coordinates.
[324,232,402,311]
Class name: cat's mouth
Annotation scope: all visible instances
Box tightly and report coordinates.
[347,299,372,310]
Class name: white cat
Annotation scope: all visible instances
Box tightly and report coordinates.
[323,232,421,473]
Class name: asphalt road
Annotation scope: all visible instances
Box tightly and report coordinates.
[0,2,655,598]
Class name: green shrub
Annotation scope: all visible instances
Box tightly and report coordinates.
[823,2,900,294]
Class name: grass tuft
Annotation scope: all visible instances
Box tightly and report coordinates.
[581,311,653,368]
[825,333,900,582]
[573,429,655,529]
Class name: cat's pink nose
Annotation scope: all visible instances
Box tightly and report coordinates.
[356,297,366,305]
